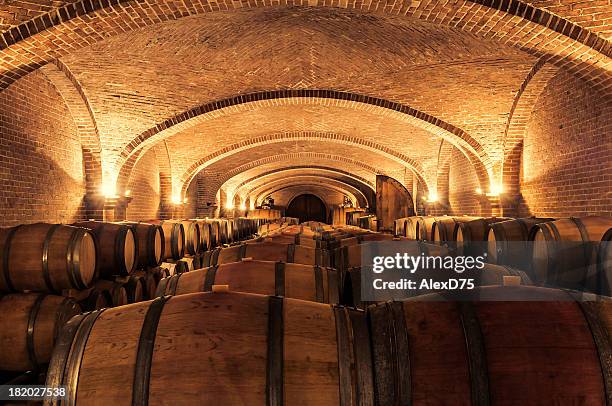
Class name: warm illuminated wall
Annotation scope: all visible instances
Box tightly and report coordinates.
[519,71,612,218]
[0,70,86,226]
[125,149,160,221]
[448,148,483,216]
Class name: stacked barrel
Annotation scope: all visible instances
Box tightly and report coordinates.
[41,218,612,405]
[392,214,612,296]
[0,217,260,385]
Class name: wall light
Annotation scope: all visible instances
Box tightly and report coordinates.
[101,181,118,198]
[427,192,438,203]
[125,189,131,197]
[488,182,503,197]
[475,188,482,195]
[171,195,182,205]
[225,203,235,210]
[183,198,189,204]
[239,204,246,211]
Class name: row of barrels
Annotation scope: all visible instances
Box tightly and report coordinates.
[4,220,611,404]
[0,218,266,374]
[0,218,263,294]
[393,215,612,294]
[40,286,612,405]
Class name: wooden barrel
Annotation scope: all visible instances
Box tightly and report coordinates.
[343,262,532,309]
[202,242,330,267]
[115,275,145,304]
[404,216,426,239]
[369,285,611,405]
[74,221,137,277]
[92,280,128,307]
[531,216,612,293]
[431,216,481,243]
[166,220,200,255]
[133,269,162,301]
[0,294,80,371]
[393,218,409,237]
[0,223,97,292]
[120,222,164,268]
[454,217,512,256]
[160,261,189,276]
[197,221,212,251]
[146,220,185,260]
[45,291,371,405]
[156,260,340,304]
[416,216,449,241]
[486,217,554,269]
[249,234,326,250]
[78,288,111,311]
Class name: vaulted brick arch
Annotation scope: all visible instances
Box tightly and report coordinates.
[38,59,104,217]
[232,168,375,209]
[249,176,369,209]
[0,0,609,91]
[170,130,440,199]
[113,90,490,193]
[499,59,561,216]
[198,153,386,206]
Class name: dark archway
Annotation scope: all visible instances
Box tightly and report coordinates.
[286,194,328,223]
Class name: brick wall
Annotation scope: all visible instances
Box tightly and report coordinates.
[0,70,86,226]
[519,70,612,217]
[125,148,160,221]
[448,148,483,216]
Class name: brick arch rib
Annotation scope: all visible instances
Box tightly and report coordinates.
[500,59,560,216]
[38,59,104,218]
[199,152,386,204]
[172,133,437,200]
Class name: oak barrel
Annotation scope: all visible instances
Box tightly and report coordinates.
[119,222,165,268]
[73,221,137,277]
[45,291,372,405]
[531,216,612,294]
[454,217,512,256]
[486,217,554,270]
[369,285,611,405]
[0,223,97,292]
[202,242,330,267]
[155,260,340,304]
[92,280,128,307]
[146,220,185,260]
[0,294,80,371]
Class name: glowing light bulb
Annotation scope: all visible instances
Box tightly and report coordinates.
[475,188,482,195]
[488,182,503,196]
[171,195,182,205]
[427,192,438,202]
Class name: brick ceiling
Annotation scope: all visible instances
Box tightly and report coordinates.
[1,2,609,203]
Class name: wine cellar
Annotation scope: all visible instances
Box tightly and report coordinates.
[0,0,610,404]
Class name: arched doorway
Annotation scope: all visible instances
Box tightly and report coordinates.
[286,194,327,223]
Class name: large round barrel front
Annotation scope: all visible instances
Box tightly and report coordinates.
[531,216,612,293]
[369,286,611,405]
[0,223,97,292]
[120,222,164,268]
[45,291,372,405]
[93,280,128,307]
[454,217,512,256]
[156,260,340,304]
[486,217,554,269]
[147,221,185,260]
[0,294,80,371]
[74,221,137,277]
[178,220,201,255]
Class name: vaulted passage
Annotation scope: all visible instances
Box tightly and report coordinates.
[286,194,328,223]
[0,1,610,404]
